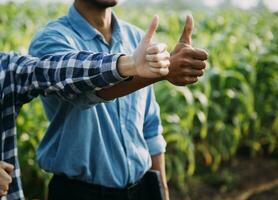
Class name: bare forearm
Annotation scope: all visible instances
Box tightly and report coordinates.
[151,153,169,200]
[96,76,162,100]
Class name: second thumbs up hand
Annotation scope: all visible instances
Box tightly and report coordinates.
[167,15,209,86]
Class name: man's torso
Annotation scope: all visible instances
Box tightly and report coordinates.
[29,5,164,188]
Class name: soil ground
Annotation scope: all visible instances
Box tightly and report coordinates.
[169,156,278,200]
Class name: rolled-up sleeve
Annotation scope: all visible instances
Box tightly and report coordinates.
[143,86,166,155]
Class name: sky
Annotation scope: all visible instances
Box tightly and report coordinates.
[0,0,277,11]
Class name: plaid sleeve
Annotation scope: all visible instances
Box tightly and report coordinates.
[4,51,126,105]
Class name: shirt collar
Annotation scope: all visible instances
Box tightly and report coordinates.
[68,5,123,43]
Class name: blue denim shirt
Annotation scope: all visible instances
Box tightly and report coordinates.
[29,5,166,188]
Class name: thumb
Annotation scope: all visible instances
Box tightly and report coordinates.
[143,15,159,44]
[0,161,14,174]
[179,15,194,45]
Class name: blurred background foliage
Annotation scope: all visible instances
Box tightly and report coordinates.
[0,0,277,199]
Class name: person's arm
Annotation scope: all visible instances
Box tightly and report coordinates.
[96,15,208,100]
[151,153,169,200]
[1,52,123,105]
[1,50,166,106]
[96,76,161,100]
[141,86,168,199]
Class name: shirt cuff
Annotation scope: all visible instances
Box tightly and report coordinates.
[146,134,167,156]
[101,54,130,85]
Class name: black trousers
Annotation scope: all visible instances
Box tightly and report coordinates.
[48,171,163,200]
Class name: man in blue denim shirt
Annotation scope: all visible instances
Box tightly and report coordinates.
[29,0,208,199]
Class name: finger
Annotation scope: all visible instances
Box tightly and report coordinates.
[143,15,159,44]
[181,76,198,84]
[182,48,208,61]
[149,67,169,76]
[148,60,170,68]
[146,51,170,62]
[182,69,204,77]
[181,59,207,70]
[191,60,207,70]
[179,15,194,45]
[0,161,14,174]
[146,43,167,54]
[193,48,209,60]
[0,170,12,184]
[0,189,8,197]
[0,185,8,192]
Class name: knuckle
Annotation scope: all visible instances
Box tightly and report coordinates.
[153,46,160,53]
[187,77,194,82]
[163,68,169,75]
[149,67,156,74]
[201,54,207,60]
[149,62,157,68]
[187,77,196,82]
[184,59,191,66]
[203,51,209,59]
[151,62,158,68]
[196,61,205,69]
[192,77,198,82]
[200,51,209,60]
[152,55,159,61]
[158,60,164,67]
[183,77,190,82]
[165,60,170,67]
[183,68,190,74]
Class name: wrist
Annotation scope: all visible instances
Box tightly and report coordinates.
[117,55,136,77]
